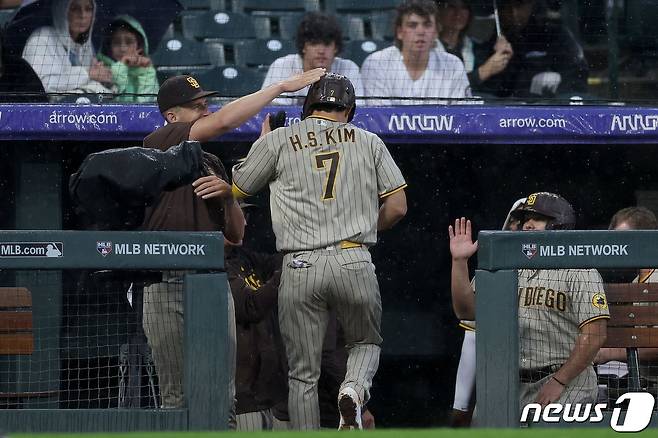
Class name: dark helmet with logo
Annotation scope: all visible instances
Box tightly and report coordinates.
[302,73,356,122]
[513,192,576,230]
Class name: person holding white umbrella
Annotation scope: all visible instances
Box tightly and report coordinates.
[471,0,588,99]
[435,0,513,91]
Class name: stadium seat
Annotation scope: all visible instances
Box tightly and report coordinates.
[152,34,212,70]
[337,15,365,41]
[182,11,257,40]
[324,0,398,13]
[232,0,319,13]
[156,68,214,86]
[274,12,305,39]
[195,66,265,97]
[625,0,658,52]
[178,0,226,10]
[342,40,385,67]
[277,12,363,41]
[203,40,227,66]
[0,9,16,27]
[370,11,395,41]
[234,39,296,68]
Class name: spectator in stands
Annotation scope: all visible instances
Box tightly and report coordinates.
[361,0,471,105]
[22,0,113,98]
[435,0,512,92]
[473,0,588,98]
[261,12,363,105]
[0,29,47,102]
[97,15,159,103]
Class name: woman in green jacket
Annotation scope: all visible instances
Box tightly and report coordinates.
[98,15,159,103]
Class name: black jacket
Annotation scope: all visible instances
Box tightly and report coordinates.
[69,141,203,230]
[473,16,588,98]
[226,246,288,414]
[0,55,47,103]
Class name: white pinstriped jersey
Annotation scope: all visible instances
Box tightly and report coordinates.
[518,268,609,369]
[232,116,407,252]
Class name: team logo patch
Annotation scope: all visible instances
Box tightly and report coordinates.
[186,76,200,88]
[522,243,537,259]
[97,241,112,257]
[527,193,537,206]
[592,293,608,310]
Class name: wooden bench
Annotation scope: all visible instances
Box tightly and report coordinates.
[603,282,658,391]
[0,287,57,407]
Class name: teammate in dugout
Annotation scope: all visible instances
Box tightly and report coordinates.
[449,192,609,409]
[231,73,407,430]
[140,68,324,426]
[450,197,526,427]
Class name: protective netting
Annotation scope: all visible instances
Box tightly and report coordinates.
[0,269,167,409]
[0,0,656,104]
[518,268,609,411]
[595,273,658,409]
[518,267,658,415]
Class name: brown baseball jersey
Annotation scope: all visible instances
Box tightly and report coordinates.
[232,116,406,252]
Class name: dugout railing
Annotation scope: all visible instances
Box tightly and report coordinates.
[0,230,229,433]
[476,230,658,428]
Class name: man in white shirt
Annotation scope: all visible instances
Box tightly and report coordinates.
[361,0,471,105]
[262,12,364,105]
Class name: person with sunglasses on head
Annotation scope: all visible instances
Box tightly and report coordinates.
[140,68,324,428]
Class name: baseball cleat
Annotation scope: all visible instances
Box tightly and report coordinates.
[338,387,362,430]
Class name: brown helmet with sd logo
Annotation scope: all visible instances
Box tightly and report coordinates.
[512,192,576,230]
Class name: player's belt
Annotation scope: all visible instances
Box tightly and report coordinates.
[284,241,363,255]
[519,364,562,383]
[327,240,363,250]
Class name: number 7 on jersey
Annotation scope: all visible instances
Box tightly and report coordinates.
[314,151,341,201]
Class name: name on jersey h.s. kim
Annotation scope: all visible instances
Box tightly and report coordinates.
[288,127,356,152]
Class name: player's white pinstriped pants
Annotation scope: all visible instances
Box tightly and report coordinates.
[236,409,274,431]
[143,271,237,428]
[279,247,382,430]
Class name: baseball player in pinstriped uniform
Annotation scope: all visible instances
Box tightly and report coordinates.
[232,73,408,430]
[450,192,609,410]
[450,198,525,427]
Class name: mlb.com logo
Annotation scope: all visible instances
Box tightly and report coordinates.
[522,392,655,432]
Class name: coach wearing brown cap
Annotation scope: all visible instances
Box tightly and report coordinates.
[141,69,324,426]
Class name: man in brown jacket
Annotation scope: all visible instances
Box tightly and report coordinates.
[141,69,324,427]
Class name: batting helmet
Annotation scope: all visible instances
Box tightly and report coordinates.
[512,192,576,230]
[302,73,356,122]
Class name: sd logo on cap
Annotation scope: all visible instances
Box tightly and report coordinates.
[157,75,218,114]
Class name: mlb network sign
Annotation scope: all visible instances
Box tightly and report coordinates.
[521,392,654,432]
[522,243,628,260]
